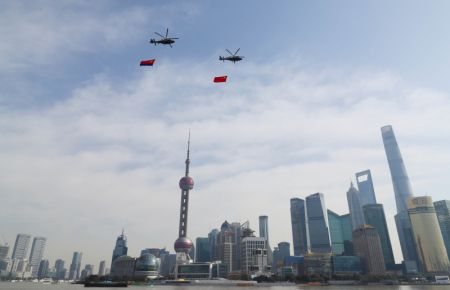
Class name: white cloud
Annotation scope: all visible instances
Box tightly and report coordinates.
[1,56,450,265]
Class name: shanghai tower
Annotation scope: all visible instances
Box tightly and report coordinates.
[381,125,418,264]
[174,133,194,272]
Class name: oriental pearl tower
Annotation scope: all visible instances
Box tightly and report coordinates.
[174,133,194,266]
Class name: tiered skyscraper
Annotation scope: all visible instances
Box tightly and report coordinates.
[111,230,128,266]
[174,134,195,274]
[381,125,418,265]
[352,225,386,274]
[346,183,365,230]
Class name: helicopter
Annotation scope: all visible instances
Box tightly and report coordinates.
[219,48,244,63]
[150,28,179,47]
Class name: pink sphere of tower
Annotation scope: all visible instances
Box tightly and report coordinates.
[174,237,193,254]
[179,176,194,190]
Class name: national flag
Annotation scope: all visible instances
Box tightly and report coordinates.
[213,76,227,83]
[140,59,155,66]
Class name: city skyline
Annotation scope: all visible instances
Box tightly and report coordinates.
[2,1,450,267]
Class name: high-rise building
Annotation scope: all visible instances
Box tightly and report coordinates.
[195,237,210,262]
[98,260,106,276]
[434,200,450,262]
[11,234,31,260]
[395,211,418,265]
[355,170,377,206]
[217,221,243,274]
[381,125,418,264]
[290,198,308,256]
[259,216,269,241]
[111,230,128,268]
[258,215,272,266]
[408,196,450,273]
[174,134,195,276]
[0,244,9,261]
[332,255,362,275]
[363,204,395,269]
[327,210,352,255]
[231,222,244,272]
[37,259,49,279]
[208,229,219,262]
[346,183,365,230]
[241,228,269,276]
[80,264,94,280]
[69,252,82,280]
[381,125,414,213]
[352,225,386,274]
[306,193,332,253]
[55,259,65,280]
[271,247,279,273]
[29,237,46,277]
[277,242,290,260]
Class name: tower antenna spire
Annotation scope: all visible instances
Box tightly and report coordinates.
[185,130,191,176]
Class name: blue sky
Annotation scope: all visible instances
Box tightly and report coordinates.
[1,0,450,267]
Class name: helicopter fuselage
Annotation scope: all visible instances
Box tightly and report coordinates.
[219,56,243,63]
[150,39,175,45]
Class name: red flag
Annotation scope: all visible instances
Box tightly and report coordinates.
[140,59,155,66]
[213,76,227,83]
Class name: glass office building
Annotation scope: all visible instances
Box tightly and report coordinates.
[355,170,377,206]
[332,256,361,275]
[363,204,395,269]
[306,193,332,253]
[434,200,450,262]
[328,210,352,255]
[290,198,308,255]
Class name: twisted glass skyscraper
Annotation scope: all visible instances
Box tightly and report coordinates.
[381,125,418,264]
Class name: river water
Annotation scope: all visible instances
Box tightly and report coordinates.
[1,282,450,290]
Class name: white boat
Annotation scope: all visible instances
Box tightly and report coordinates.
[39,278,53,284]
[434,275,450,285]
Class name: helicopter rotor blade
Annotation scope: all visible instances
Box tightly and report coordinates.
[169,38,179,40]
[225,49,233,56]
[165,28,169,38]
[155,32,164,38]
[234,48,240,56]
